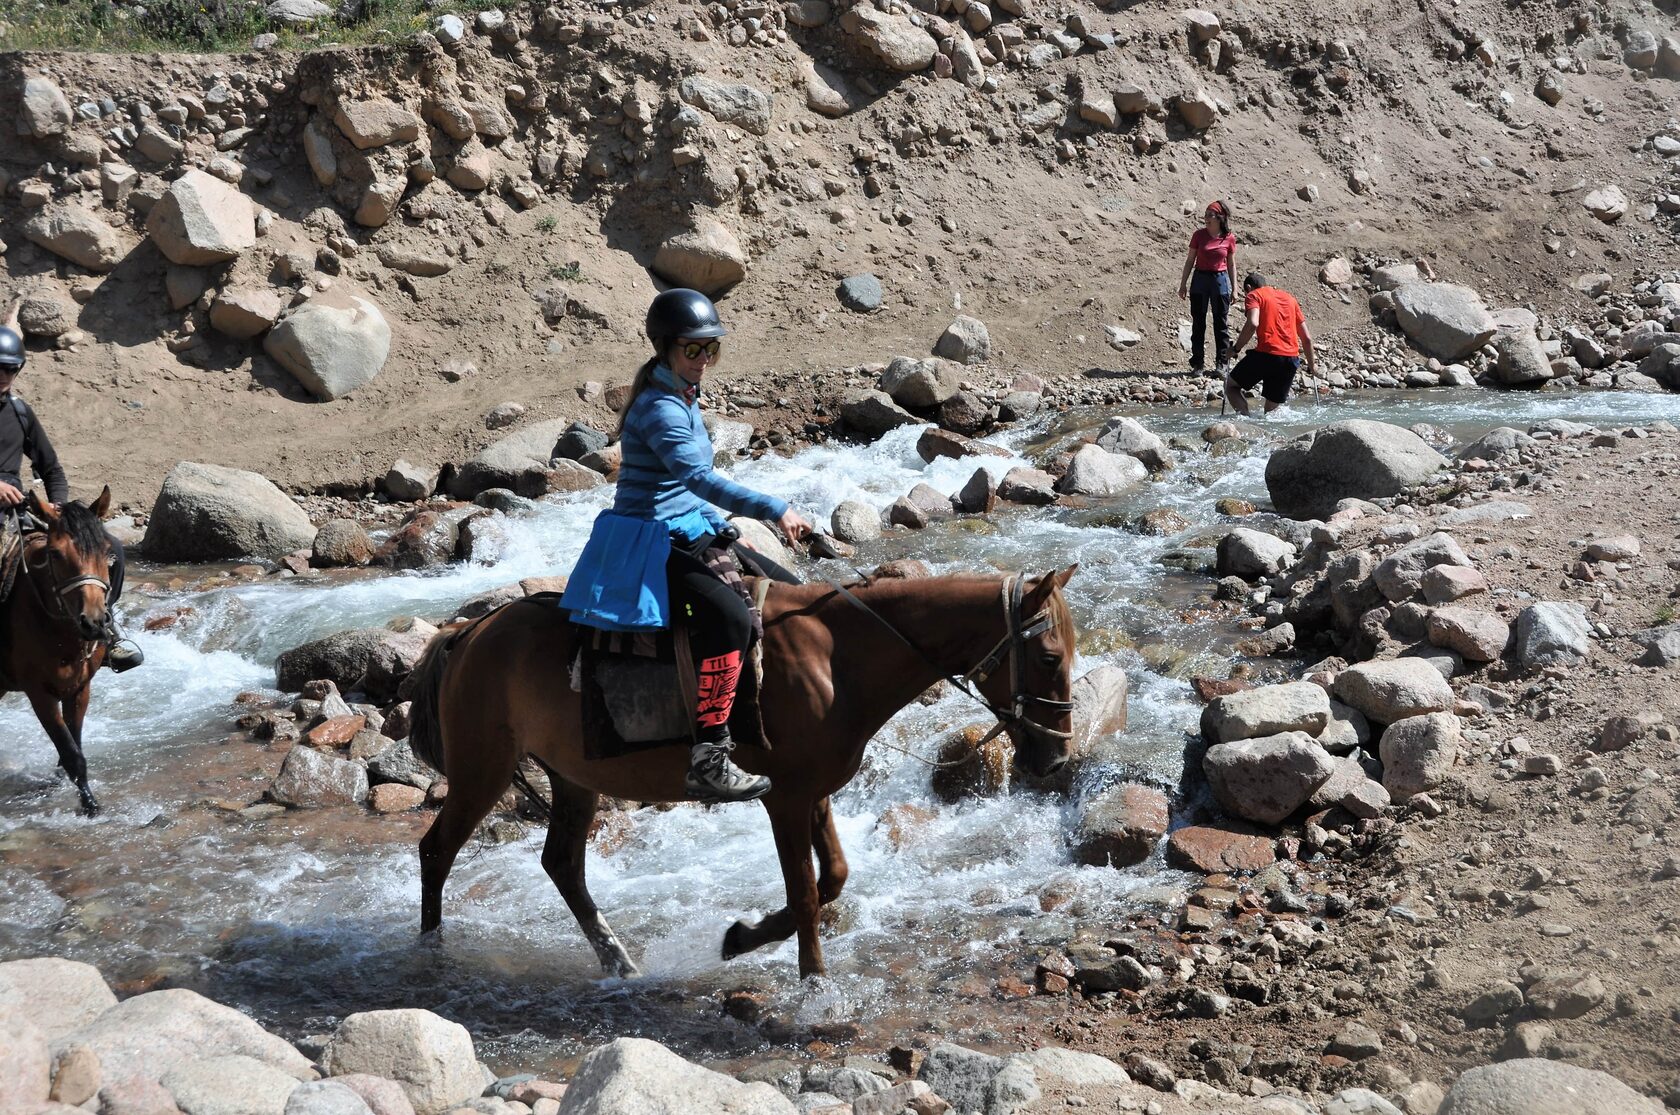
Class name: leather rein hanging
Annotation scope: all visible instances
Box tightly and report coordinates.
[824,572,1075,747]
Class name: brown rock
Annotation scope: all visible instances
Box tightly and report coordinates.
[1166,822,1276,873]
[49,1045,100,1106]
[1075,784,1169,867]
[1192,676,1253,703]
[306,715,366,750]
[369,783,426,814]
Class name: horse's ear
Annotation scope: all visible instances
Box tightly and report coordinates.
[1054,564,1078,589]
[26,490,58,524]
[91,486,112,519]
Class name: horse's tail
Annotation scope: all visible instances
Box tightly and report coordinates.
[404,625,461,775]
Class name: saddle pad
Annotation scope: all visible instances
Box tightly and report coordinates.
[593,656,692,744]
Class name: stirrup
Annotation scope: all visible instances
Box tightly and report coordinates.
[103,622,144,673]
[685,738,771,804]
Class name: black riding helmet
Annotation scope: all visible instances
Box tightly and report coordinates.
[645,288,727,352]
[0,327,24,371]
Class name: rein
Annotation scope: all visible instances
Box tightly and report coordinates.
[824,572,1075,750]
[19,526,109,665]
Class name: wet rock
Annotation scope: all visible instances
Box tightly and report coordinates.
[1265,421,1445,520]
[1095,417,1170,471]
[1137,508,1191,535]
[1069,664,1129,754]
[1201,682,1329,744]
[265,287,392,401]
[1332,659,1455,724]
[997,467,1057,505]
[1055,444,1146,497]
[52,988,311,1086]
[147,169,256,266]
[1513,602,1590,668]
[369,741,433,789]
[955,468,997,515]
[1374,533,1470,602]
[651,221,748,296]
[1437,1058,1661,1114]
[557,1037,795,1114]
[161,1053,299,1115]
[1392,283,1498,361]
[1216,528,1295,579]
[368,784,425,814]
[311,519,375,568]
[144,461,316,561]
[886,358,962,409]
[1203,732,1335,825]
[269,745,368,807]
[1426,607,1509,663]
[324,1010,482,1115]
[1075,784,1168,867]
[0,958,117,1042]
[22,205,129,273]
[830,500,882,543]
[841,389,919,438]
[1379,712,1460,798]
[934,316,991,365]
[1166,821,1276,873]
[0,1006,49,1110]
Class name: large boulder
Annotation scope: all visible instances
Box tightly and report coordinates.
[1331,658,1455,724]
[268,746,368,808]
[1437,1058,1664,1114]
[678,76,772,135]
[1203,732,1335,825]
[0,1006,49,1111]
[1378,711,1460,798]
[1265,420,1446,520]
[1200,681,1329,744]
[0,958,117,1042]
[650,222,748,296]
[881,356,961,408]
[276,626,430,699]
[143,461,317,561]
[22,205,129,272]
[1074,784,1167,867]
[839,5,937,71]
[264,288,392,401]
[556,1037,795,1114]
[935,315,992,364]
[1095,417,1170,471]
[840,389,919,438]
[1491,330,1551,386]
[160,1053,300,1115]
[1069,664,1129,755]
[1055,444,1146,497]
[324,1011,479,1115]
[1393,282,1498,361]
[146,169,257,266]
[450,417,571,498]
[1514,602,1590,668]
[50,988,312,1086]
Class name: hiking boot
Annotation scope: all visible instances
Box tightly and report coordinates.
[686,735,771,803]
[102,618,143,673]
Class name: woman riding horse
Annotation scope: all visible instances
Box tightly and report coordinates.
[559,289,813,803]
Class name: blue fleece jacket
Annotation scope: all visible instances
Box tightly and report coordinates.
[613,365,788,534]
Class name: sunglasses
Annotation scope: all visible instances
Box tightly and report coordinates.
[678,340,721,360]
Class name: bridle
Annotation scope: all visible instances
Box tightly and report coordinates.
[824,572,1076,748]
[17,520,110,662]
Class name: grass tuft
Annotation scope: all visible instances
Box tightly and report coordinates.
[0,0,441,52]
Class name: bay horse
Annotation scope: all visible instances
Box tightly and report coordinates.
[406,565,1079,978]
[0,489,114,815]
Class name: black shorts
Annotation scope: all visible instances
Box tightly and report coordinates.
[1229,351,1300,404]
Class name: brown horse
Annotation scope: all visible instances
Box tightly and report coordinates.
[0,489,114,815]
[406,565,1079,978]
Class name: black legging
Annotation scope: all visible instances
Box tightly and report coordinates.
[107,532,125,607]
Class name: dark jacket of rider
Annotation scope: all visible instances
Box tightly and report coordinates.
[0,392,69,506]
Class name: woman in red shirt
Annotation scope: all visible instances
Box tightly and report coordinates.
[1176,201,1237,375]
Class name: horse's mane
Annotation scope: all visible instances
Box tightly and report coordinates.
[55,501,110,560]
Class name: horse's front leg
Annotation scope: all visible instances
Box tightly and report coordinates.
[812,797,849,906]
[31,688,97,815]
[721,795,824,975]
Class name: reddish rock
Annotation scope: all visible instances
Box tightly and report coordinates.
[916,427,1010,463]
[1075,784,1169,867]
[1166,822,1277,874]
[369,783,425,813]
[1192,676,1253,703]
[306,715,366,750]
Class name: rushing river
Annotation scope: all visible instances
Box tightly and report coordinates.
[3,389,1678,1071]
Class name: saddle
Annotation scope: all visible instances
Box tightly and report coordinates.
[569,576,772,761]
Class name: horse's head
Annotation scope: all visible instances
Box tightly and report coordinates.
[979,564,1078,779]
[27,487,114,643]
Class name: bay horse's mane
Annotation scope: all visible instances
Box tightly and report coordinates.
[52,500,111,560]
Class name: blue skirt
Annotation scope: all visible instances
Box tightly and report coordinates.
[560,508,712,631]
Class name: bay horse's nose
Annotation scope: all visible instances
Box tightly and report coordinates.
[77,613,105,642]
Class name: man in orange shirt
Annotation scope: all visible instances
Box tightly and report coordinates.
[1224,272,1316,415]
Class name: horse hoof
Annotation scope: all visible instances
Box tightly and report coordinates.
[79,795,101,817]
[721,919,753,961]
